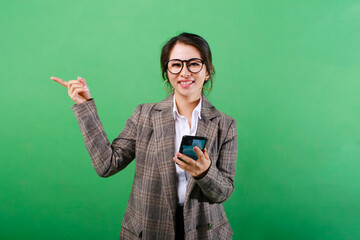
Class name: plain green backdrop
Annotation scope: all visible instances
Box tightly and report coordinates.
[1,0,360,239]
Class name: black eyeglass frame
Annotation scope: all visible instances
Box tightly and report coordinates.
[166,58,205,74]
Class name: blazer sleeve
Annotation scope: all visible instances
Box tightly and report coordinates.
[195,119,238,203]
[71,99,141,178]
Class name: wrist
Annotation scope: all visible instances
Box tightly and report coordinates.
[194,163,211,180]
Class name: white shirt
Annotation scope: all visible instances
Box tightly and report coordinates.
[173,95,202,206]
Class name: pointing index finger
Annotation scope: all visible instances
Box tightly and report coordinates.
[50,76,68,88]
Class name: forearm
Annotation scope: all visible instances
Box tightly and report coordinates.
[195,120,238,203]
[71,99,135,177]
[195,163,235,203]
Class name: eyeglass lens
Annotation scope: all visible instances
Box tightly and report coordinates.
[168,59,203,74]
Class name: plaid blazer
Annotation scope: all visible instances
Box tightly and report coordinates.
[71,93,238,240]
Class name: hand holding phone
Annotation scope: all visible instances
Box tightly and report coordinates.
[179,136,207,162]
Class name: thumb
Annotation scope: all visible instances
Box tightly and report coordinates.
[204,148,210,160]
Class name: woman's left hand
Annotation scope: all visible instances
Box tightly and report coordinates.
[173,147,211,179]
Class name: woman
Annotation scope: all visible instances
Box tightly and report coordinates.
[51,33,237,240]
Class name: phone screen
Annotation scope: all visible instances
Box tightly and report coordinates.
[179,136,207,161]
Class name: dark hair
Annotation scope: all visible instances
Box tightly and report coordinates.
[160,32,215,91]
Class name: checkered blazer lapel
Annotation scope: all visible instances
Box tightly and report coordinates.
[185,94,221,204]
[153,94,178,219]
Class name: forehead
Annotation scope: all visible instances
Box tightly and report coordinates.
[169,42,201,60]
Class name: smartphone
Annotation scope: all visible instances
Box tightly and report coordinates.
[179,135,208,162]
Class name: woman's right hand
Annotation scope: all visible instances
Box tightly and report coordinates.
[50,76,92,104]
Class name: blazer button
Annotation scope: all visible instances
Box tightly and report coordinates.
[208,223,213,230]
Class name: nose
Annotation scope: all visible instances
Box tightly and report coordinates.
[180,62,191,78]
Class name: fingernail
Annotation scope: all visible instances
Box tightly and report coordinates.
[176,153,180,156]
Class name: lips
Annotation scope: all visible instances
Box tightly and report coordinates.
[178,80,194,88]
[179,81,193,84]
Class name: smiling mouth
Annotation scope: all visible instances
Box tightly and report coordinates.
[178,81,194,85]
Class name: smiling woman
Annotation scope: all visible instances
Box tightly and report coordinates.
[50,32,237,240]
[161,33,215,94]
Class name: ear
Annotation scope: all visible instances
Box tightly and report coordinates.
[205,72,210,81]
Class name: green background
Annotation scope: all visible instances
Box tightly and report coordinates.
[1,0,360,239]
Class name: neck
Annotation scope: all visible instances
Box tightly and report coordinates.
[174,93,201,117]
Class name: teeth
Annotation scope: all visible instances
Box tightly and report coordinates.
[180,81,193,84]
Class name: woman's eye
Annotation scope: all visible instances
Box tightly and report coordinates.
[172,63,181,67]
[190,62,200,66]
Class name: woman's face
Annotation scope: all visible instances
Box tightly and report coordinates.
[167,42,209,100]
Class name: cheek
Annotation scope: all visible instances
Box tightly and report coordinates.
[195,72,207,83]
[196,67,208,80]
[167,72,177,84]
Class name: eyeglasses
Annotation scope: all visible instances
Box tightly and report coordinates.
[166,58,205,74]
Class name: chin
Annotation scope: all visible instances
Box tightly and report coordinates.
[175,89,202,99]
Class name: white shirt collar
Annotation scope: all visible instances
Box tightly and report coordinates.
[172,95,202,120]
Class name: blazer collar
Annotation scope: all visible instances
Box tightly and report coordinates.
[154,93,221,121]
